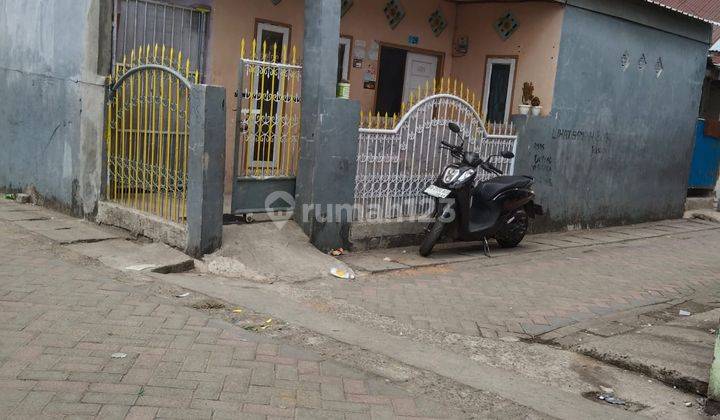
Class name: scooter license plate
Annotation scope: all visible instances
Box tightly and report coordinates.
[423,185,451,198]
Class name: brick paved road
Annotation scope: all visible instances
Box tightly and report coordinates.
[0,219,460,419]
[300,220,720,338]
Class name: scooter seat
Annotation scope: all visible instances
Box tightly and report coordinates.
[478,176,532,200]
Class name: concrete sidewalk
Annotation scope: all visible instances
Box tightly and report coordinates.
[0,200,193,274]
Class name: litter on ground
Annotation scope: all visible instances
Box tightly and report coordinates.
[330,267,355,280]
[598,394,625,405]
[124,264,157,271]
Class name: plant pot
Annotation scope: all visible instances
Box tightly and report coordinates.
[518,104,531,115]
[531,106,542,116]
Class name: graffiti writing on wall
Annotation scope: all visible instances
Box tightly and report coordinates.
[531,142,552,186]
[551,128,610,142]
[552,127,611,156]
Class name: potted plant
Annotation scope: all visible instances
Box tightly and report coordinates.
[519,82,533,115]
[531,96,542,116]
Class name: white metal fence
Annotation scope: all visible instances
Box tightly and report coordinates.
[354,94,518,222]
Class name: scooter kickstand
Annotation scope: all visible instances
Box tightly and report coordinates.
[483,237,491,258]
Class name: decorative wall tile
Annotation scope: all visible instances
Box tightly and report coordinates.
[384,0,405,29]
[342,0,354,17]
[428,9,447,37]
[494,12,518,40]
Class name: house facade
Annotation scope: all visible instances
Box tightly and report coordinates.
[110,0,565,194]
[0,0,717,252]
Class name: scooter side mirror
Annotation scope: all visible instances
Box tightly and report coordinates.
[448,122,461,134]
[501,151,515,159]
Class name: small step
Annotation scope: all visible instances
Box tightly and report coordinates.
[685,197,716,211]
[66,238,194,274]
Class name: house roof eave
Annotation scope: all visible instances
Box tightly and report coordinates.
[449,0,720,26]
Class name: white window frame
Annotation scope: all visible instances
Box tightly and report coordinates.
[482,57,517,124]
[255,22,290,58]
[339,36,352,82]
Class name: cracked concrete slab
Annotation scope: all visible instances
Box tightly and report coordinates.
[575,309,720,395]
[0,210,51,221]
[66,238,194,273]
[13,218,122,244]
[686,210,720,224]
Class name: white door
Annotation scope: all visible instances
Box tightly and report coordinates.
[251,23,290,168]
[482,58,516,124]
[403,52,438,104]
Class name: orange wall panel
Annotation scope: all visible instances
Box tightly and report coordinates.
[451,2,565,116]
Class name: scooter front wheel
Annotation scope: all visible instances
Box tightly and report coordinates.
[419,221,445,257]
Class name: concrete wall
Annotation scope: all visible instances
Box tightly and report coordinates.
[0,0,107,216]
[513,0,711,231]
[451,2,564,116]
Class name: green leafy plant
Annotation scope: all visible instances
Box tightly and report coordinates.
[531,96,541,107]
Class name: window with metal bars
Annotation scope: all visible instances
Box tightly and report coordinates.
[113,0,209,81]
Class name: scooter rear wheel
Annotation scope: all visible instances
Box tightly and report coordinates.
[419,222,445,257]
[495,209,529,248]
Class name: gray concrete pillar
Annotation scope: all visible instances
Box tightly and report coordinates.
[295,0,360,252]
[186,85,226,258]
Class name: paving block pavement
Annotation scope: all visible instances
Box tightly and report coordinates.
[301,219,720,339]
[0,217,463,419]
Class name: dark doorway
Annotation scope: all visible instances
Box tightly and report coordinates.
[486,63,511,123]
[337,43,346,83]
[375,46,407,116]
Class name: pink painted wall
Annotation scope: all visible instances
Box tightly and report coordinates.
[207,0,305,190]
[451,2,565,116]
[339,0,456,113]
[206,0,457,189]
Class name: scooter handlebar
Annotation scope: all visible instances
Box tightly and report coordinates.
[484,160,503,175]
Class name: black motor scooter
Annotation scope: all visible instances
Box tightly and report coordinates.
[419,122,543,257]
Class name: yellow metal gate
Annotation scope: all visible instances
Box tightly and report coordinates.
[231,39,302,215]
[105,45,198,224]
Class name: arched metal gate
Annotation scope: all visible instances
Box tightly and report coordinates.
[354,83,518,222]
[105,45,199,224]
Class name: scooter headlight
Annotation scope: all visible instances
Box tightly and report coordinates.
[456,169,476,184]
[442,167,461,184]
